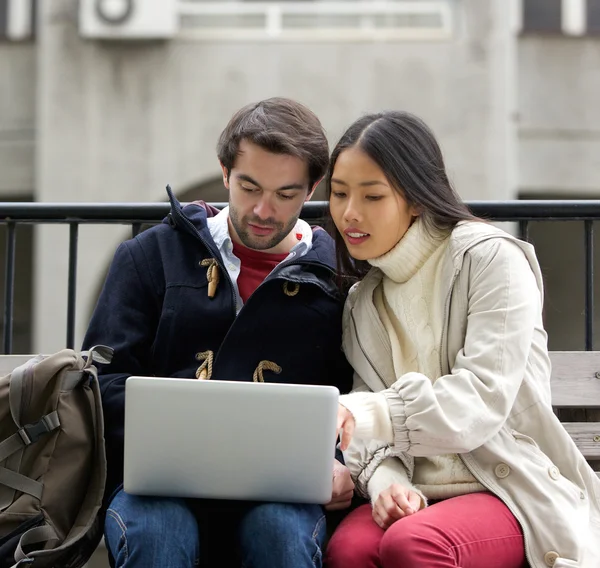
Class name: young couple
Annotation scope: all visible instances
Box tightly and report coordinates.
[84,97,600,568]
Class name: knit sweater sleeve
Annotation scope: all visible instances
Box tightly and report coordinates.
[340,392,393,443]
[367,457,427,508]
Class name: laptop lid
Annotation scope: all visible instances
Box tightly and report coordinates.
[123,377,339,504]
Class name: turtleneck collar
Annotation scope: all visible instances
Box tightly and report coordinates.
[368,217,449,283]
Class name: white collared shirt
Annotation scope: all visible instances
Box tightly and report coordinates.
[206,206,313,314]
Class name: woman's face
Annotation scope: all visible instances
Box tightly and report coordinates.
[329,146,418,260]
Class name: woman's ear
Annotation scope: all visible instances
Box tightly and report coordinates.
[410,204,421,218]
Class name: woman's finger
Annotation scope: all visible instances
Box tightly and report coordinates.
[340,489,354,502]
[372,505,390,530]
[380,493,400,517]
[408,491,422,513]
[337,407,355,451]
[390,488,414,516]
[340,423,353,451]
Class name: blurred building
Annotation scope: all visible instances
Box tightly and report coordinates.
[0,0,600,353]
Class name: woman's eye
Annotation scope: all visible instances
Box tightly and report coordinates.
[332,192,346,199]
[366,195,383,201]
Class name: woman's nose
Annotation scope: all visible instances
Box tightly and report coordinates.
[343,200,361,223]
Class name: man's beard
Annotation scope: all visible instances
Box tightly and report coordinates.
[229,207,298,251]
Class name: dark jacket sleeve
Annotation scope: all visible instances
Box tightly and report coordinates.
[82,239,161,501]
[333,348,354,396]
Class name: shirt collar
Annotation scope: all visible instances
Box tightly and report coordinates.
[207,206,313,258]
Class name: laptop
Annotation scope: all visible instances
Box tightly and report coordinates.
[123,377,340,504]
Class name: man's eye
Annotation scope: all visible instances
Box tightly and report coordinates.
[241,186,257,192]
[278,193,295,200]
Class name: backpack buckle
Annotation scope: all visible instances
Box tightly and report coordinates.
[18,421,50,445]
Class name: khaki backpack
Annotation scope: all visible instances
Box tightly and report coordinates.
[0,346,113,567]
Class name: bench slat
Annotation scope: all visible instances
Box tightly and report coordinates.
[0,355,35,376]
[562,423,600,459]
[550,352,600,408]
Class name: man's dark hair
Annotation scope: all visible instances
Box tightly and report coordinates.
[217,97,329,189]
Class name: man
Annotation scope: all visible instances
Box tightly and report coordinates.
[82,97,354,568]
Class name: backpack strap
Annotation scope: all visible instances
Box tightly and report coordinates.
[0,412,60,463]
[0,357,44,511]
[12,524,59,564]
[82,345,114,368]
[8,356,44,427]
[0,467,42,500]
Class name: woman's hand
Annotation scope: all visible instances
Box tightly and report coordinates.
[372,483,422,530]
[337,404,355,451]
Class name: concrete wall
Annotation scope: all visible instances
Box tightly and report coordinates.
[0,42,35,352]
[33,0,516,352]
[518,36,600,196]
[517,36,600,349]
[0,42,35,198]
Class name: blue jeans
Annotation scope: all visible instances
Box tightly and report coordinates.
[104,488,327,568]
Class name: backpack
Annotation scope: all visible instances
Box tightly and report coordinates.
[0,346,113,567]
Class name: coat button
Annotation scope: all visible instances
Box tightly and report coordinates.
[548,466,560,480]
[544,551,559,566]
[580,491,586,500]
[494,463,510,478]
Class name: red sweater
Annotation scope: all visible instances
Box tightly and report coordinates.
[232,242,289,303]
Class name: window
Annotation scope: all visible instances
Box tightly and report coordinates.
[520,0,600,36]
[177,1,455,41]
[0,0,37,42]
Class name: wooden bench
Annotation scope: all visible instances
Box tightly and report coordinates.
[550,351,600,475]
[4,351,598,467]
[1,350,599,567]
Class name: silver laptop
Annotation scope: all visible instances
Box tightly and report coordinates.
[123,377,339,504]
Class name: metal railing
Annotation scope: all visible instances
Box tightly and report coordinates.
[1,199,600,353]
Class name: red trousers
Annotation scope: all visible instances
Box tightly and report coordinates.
[325,493,526,568]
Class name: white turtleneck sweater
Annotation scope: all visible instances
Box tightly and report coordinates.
[340,218,485,504]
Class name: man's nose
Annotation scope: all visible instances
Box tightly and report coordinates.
[253,195,276,220]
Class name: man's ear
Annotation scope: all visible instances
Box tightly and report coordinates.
[305,177,323,202]
[220,162,230,190]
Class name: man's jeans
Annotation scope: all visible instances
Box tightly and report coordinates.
[104,488,328,568]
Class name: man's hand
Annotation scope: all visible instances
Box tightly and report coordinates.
[337,404,355,451]
[325,460,354,511]
[372,484,422,530]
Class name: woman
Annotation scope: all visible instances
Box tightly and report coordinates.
[325,111,600,568]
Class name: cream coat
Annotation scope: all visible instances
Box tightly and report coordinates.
[342,221,600,568]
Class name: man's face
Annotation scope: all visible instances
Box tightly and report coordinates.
[222,140,314,253]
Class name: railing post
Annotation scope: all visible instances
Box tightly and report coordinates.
[66,223,79,349]
[519,220,530,242]
[3,222,16,354]
[585,220,594,351]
